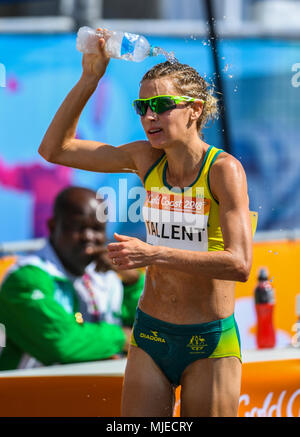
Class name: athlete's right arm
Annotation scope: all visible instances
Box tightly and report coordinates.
[38,36,138,174]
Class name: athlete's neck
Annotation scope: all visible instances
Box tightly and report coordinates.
[164,139,209,188]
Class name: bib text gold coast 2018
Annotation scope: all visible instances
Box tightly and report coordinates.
[106,421,194,434]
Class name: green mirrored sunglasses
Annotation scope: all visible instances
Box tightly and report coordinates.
[132,95,205,116]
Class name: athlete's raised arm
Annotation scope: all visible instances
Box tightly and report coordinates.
[39,37,141,174]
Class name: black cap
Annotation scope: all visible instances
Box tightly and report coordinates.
[258,267,268,281]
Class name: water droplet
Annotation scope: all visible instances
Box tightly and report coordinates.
[268,250,272,253]
[258,205,262,209]
[228,74,233,79]
[274,252,278,255]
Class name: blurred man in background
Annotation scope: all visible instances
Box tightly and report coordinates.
[0,186,144,370]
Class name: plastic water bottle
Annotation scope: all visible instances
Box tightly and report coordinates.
[76,26,160,62]
[254,267,276,349]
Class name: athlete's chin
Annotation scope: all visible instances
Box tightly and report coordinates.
[148,137,171,150]
[150,142,165,150]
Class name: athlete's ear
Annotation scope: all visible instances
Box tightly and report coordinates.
[190,100,204,121]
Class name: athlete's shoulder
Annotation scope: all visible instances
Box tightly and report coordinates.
[125,140,164,182]
[211,150,245,175]
[127,140,163,158]
[209,151,248,202]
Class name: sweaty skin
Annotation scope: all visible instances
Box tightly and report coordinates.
[38,36,252,416]
[140,264,235,324]
[39,62,252,325]
[106,77,252,325]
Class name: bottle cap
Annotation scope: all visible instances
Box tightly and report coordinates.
[296,294,300,316]
[258,267,268,281]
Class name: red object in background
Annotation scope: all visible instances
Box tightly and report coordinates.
[255,268,276,349]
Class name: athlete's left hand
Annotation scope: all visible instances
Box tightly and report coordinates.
[107,233,155,269]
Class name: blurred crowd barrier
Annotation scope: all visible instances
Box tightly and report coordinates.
[0,234,299,350]
[0,350,299,417]
[0,235,299,417]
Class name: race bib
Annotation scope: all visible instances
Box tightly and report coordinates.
[142,189,211,252]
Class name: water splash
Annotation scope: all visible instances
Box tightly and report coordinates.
[153,46,178,64]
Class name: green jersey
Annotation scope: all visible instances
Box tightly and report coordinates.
[0,242,144,370]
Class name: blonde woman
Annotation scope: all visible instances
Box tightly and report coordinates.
[39,37,255,417]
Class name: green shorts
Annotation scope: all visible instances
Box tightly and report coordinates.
[130,308,242,387]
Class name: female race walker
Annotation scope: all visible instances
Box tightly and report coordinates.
[39,36,256,417]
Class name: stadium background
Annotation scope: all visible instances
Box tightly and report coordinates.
[0,0,300,417]
[1,0,300,242]
[0,0,300,349]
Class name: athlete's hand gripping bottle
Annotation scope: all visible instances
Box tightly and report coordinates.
[254,267,276,349]
[76,26,160,62]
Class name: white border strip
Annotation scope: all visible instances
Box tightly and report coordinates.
[0,18,300,37]
[92,19,300,38]
[253,229,300,242]
[242,347,300,363]
[0,358,127,377]
[0,229,300,254]
[0,238,46,254]
[0,347,298,377]
[0,16,75,33]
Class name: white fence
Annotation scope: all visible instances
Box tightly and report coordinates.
[0,229,300,255]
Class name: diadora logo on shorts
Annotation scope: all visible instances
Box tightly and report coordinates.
[187,335,207,353]
[140,330,166,343]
